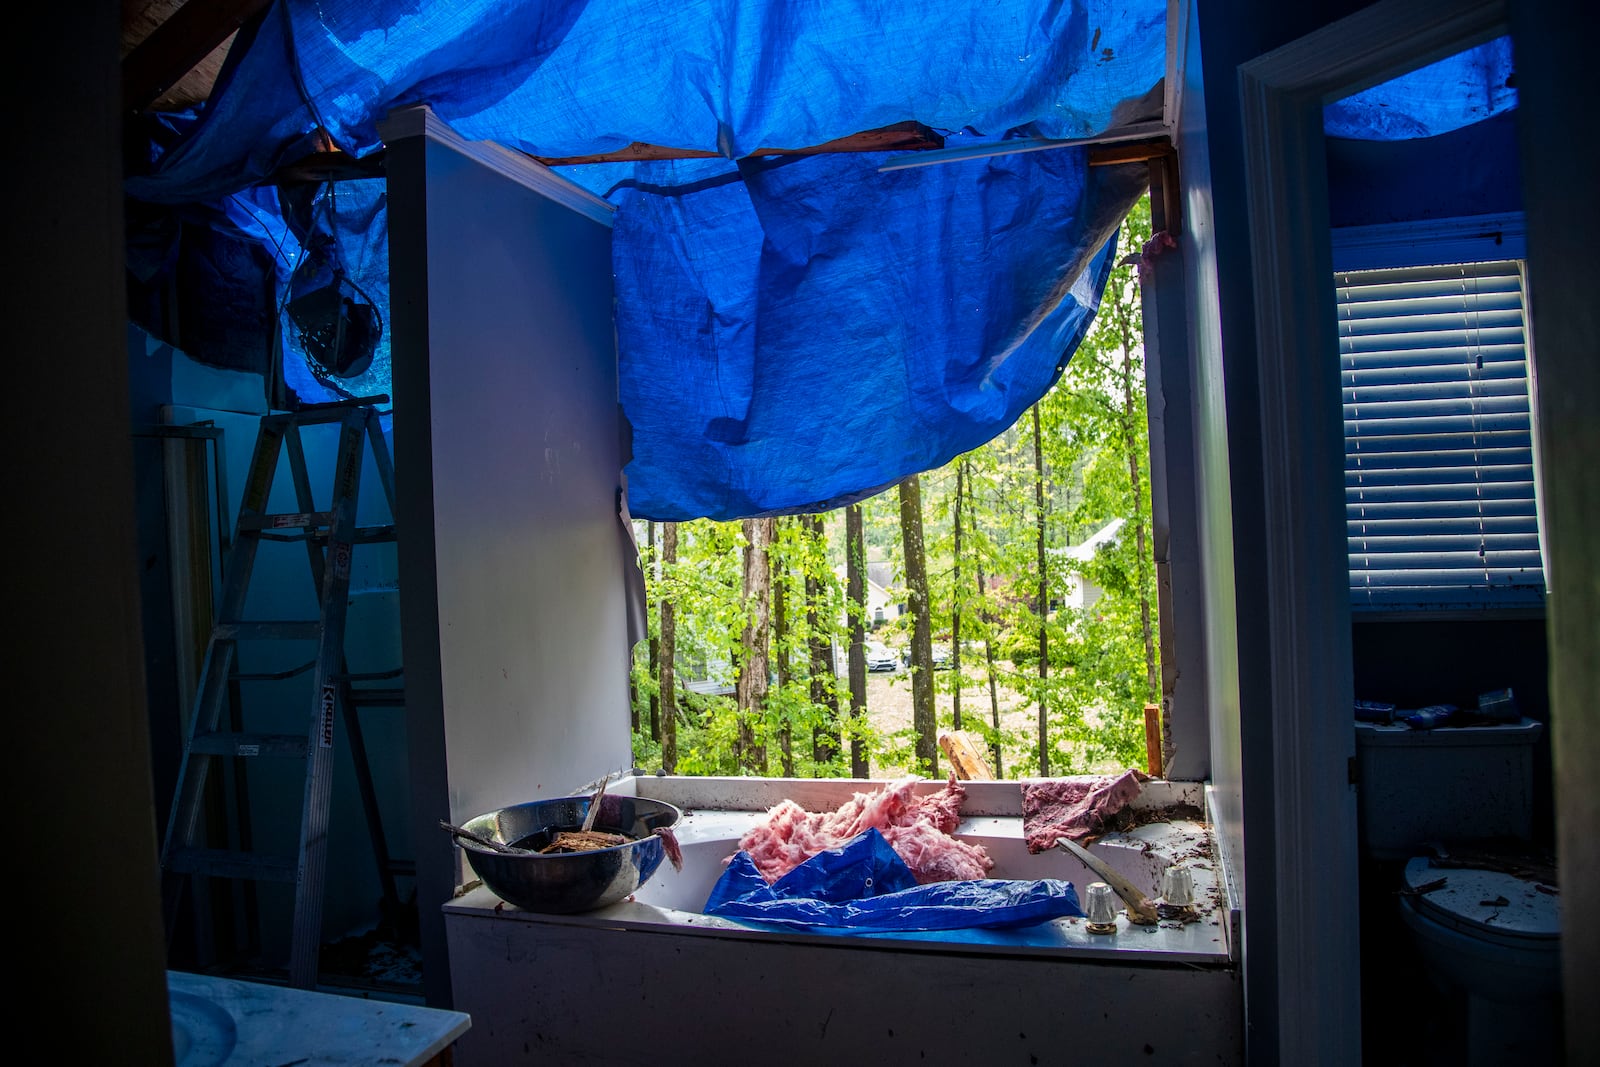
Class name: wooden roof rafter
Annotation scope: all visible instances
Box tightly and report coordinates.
[261,120,948,186]
[123,0,274,114]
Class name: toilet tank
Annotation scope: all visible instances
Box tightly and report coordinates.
[1353,718,1543,858]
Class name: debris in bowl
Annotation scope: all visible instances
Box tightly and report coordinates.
[514,828,633,854]
[543,830,630,853]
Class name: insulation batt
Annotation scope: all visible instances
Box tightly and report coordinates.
[734,773,993,884]
[1019,769,1149,853]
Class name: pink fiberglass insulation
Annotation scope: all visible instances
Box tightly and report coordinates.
[1019,768,1149,853]
[734,773,994,884]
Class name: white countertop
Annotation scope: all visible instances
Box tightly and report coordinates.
[167,970,470,1066]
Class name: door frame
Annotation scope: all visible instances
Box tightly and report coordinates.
[1236,0,1509,1059]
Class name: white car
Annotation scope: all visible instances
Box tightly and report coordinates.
[864,641,900,672]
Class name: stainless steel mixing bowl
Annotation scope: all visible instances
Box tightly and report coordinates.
[455,794,682,913]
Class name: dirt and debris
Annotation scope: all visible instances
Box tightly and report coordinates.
[319,924,423,989]
[537,830,630,853]
[1419,840,1558,886]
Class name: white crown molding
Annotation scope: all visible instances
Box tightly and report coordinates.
[378,105,615,228]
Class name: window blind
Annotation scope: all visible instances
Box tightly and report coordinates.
[1337,260,1545,611]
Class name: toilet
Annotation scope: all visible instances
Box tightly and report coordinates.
[1353,716,1563,1064]
[1396,853,1562,1064]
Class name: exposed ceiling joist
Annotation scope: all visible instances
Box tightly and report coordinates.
[529,121,945,167]
[123,0,274,114]
[263,121,946,186]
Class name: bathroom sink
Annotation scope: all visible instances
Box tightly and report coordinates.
[168,988,237,1066]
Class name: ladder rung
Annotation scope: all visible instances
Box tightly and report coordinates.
[239,511,333,532]
[264,396,388,428]
[346,687,405,708]
[166,848,298,883]
[190,731,309,758]
[301,525,397,546]
[214,621,324,641]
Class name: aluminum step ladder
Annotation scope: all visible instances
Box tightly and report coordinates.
[159,396,404,989]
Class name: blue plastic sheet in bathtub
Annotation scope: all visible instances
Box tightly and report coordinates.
[704,828,1083,934]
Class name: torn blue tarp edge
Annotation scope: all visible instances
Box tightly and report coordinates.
[703,828,1084,933]
[123,0,1167,204]
[614,154,1148,523]
[1324,35,1516,141]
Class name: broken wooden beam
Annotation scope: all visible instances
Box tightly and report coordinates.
[123,0,274,113]
[938,729,995,781]
[269,148,385,185]
[262,120,943,187]
[532,121,945,167]
[1087,138,1176,167]
[1143,703,1164,778]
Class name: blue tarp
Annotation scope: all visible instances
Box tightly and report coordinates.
[126,0,1168,203]
[704,828,1084,932]
[613,150,1146,519]
[126,0,1168,517]
[1325,36,1517,141]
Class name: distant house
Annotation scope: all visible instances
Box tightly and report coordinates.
[834,558,905,628]
[866,559,906,626]
[1050,518,1127,613]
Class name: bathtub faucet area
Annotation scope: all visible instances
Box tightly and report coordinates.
[441,773,1242,1065]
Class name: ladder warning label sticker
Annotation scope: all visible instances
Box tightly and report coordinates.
[320,684,337,748]
[237,744,260,757]
[331,543,352,580]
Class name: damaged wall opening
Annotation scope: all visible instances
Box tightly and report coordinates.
[626,192,1180,788]
[413,144,1238,1060]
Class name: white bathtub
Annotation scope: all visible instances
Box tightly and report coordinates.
[443,776,1242,1065]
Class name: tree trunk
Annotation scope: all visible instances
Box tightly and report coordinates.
[646,521,660,740]
[808,515,840,767]
[951,461,965,730]
[846,503,869,778]
[774,518,794,776]
[972,494,1004,778]
[1119,312,1159,705]
[899,475,937,776]
[735,517,773,774]
[659,522,679,773]
[1033,402,1050,777]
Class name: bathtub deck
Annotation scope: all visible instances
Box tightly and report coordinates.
[442,778,1242,1065]
[444,804,1232,966]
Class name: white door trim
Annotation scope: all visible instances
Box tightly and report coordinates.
[1236,0,1508,1061]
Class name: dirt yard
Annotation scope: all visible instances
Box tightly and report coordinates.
[861,661,1038,778]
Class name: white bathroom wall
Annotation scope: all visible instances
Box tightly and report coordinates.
[384,107,634,1006]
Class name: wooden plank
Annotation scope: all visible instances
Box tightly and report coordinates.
[1087,139,1176,166]
[532,121,944,167]
[123,0,274,112]
[1144,703,1165,778]
[268,121,943,186]
[938,729,995,780]
[270,148,385,185]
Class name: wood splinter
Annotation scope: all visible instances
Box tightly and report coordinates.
[938,729,996,781]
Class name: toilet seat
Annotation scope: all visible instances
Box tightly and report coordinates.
[1402,856,1559,949]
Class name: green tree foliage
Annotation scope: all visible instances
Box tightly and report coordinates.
[631,194,1160,780]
